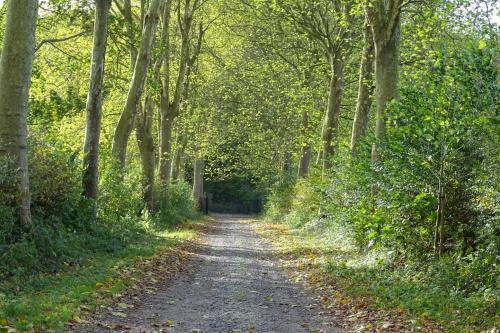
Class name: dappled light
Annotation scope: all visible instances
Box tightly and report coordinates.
[0,0,498,332]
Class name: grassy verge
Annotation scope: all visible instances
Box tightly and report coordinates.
[255,220,499,333]
[0,218,207,332]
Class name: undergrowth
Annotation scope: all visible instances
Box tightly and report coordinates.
[0,134,201,331]
[258,216,499,332]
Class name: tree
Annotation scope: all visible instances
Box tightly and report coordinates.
[192,158,205,210]
[350,14,375,152]
[159,0,203,202]
[280,0,356,171]
[82,0,112,220]
[366,0,403,161]
[0,0,39,227]
[112,0,162,167]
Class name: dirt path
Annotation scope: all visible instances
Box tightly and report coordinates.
[81,215,340,333]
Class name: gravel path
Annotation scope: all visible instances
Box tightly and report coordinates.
[82,214,341,333]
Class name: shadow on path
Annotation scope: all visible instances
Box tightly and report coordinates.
[80,214,341,333]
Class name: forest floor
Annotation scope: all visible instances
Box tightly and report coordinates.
[255,221,499,333]
[76,215,340,333]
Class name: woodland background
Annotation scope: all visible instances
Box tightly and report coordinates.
[0,0,498,331]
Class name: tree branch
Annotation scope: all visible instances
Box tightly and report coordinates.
[35,31,86,53]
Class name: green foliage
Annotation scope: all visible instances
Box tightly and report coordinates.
[264,29,499,332]
[0,136,197,283]
[157,180,199,226]
[264,171,297,221]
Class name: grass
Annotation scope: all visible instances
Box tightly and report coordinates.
[0,218,206,332]
[255,220,499,333]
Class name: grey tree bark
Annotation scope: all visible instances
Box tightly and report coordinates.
[350,15,375,153]
[135,96,156,212]
[158,0,174,190]
[0,0,39,227]
[159,2,202,201]
[192,158,205,210]
[115,0,138,64]
[298,111,312,178]
[284,3,352,173]
[367,1,402,162]
[111,0,161,167]
[82,0,112,221]
[320,54,344,171]
[171,135,188,180]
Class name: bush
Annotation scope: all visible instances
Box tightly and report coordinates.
[264,43,499,298]
[0,130,198,282]
[157,180,199,227]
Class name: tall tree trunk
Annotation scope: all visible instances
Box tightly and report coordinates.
[350,16,375,153]
[121,0,138,64]
[159,2,202,201]
[158,0,173,199]
[171,135,188,180]
[320,54,344,171]
[135,44,163,212]
[192,158,204,210]
[111,0,161,167]
[298,110,312,178]
[0,0,38,227]
[159,112,175,187]
[136,96,156,212]
[82,0,112,221]
[368,2,402,162]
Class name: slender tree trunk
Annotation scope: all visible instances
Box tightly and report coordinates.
[136,96,156,212]
[177,154,187,181]
[298,110,312,178]
[159,2,201,201]
[135,49,163,212]
[159,112,175,187]
[0,0,39,227]
[192,158,204,210]
[171,135,188,180]
[111,0,161,167]
[82,0,111,220]
[122,0,138,64]
[158,0,173,201]
[370,12,401,162]
[298,146,312,178]
[320,54,344,171]
[350,16,375,152]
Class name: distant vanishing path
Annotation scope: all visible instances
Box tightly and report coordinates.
[82,215,340,333]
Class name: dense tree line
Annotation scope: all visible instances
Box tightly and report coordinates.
[0,0,498,329]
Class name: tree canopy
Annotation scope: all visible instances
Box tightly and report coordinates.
[0,0,498,331]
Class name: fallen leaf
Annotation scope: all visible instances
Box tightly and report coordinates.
[111,311,127,318]
[118,302,134,309]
